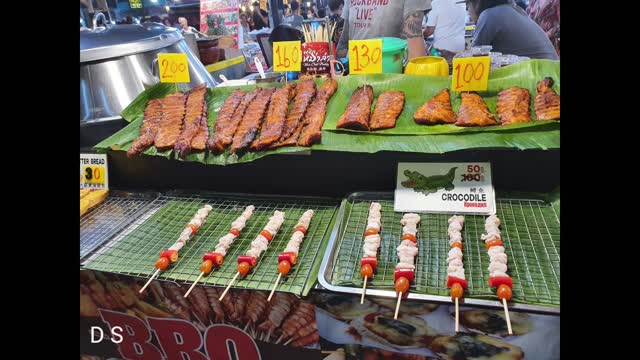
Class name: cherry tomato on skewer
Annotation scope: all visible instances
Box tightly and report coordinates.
[497,284,512,300]
[360,264,373,278]
[278,260,291,275]
[237,262,251,276]
[450,282,464,299]
[155,257,169,270]
[200,260,213,274]
[395,277,410,294]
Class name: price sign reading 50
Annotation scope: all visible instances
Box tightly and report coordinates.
[349,40,383,74]
[451,56,490,92]
[273,41,301,72]
[158,53,190,83]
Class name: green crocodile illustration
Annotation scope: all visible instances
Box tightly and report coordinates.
[401,167,457,195]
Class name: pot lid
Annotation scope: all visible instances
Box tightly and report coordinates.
[80,23,183,63]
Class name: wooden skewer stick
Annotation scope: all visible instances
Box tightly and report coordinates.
[394,292,402,320]
[284,337,294,346]
[266,328,273,342]
[455,297,459,333]
[275,334,284,344]
[184,272,204,298]
[140,269,160,293]
[268,273,282,302]
[360,276,368,304]
[502,298,513,335]
[219,272,239,301]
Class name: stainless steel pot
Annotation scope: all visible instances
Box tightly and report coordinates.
[80,23,216,124]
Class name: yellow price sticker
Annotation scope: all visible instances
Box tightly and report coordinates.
[158,53,190,83]
[273,41,301,72]
[349,40,383,75]
[451,56,490,92]
[83,165,106,185]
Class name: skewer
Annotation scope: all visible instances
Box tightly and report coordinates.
[394,292,402,320]
[283,337,294,346]
[265,328,273,342]
[360,276,367,304]
[275,334,283,344]
[219,272,239,301]
[455,297,459,333]
[243,323,250,332]
[267,273,282,301]
[139,269,160,293]
[503,298,513,335]
[184,272,204,298]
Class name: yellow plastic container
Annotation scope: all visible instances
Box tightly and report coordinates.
[404,56,449,76]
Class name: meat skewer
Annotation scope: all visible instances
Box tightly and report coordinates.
[445,215,466,333]
[139,204,213,293]
[336,85,374,130]
[360,202,383,304]
[243,291,269,334]
[413,88,457,124]
[174,84,207,157]
[455,92,498,127]
[230,87,277,154]
[534,77,560,120]
[219,210,286,301]
[284,320,318,346]
[252,83,297,151]
[258,292,298,341]
[298,78,339,147]
[185,285,212,326]
[483,214,513,335]
[209,89,257,152]
[184,205,255,297]
[276,302,315,344]
[189,94,209,151]
[203,287,225,323]
[369,90,405,130]
[394,213,421,319]
[127,98,163,157]
[270,80,317,148]
[154,92,189,150]
[496,87,531,125]
[268,210,315,301]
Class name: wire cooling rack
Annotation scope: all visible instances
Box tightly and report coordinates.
[80,191,160,260]
[83,192,340,297]
[318,192,560,314]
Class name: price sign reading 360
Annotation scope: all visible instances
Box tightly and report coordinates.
[451,56,490,92]
[349,40,383,74]
[273,41,301,72]
[158,53,190,83]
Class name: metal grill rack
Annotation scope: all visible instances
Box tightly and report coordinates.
[80,191,160,260]
[318,192,560,314]
[83,192,340,296]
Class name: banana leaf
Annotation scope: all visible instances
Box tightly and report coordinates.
[323,59,560,135]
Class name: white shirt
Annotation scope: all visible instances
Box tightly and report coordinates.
[426,0,466,52]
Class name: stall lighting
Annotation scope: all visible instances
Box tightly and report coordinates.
[242,5,246,11]
[307,2,311,7]
[250,5,254,11]
[165,5,170,12]
[151,0,158,3]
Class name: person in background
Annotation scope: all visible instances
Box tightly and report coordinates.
[527,0,559,56]
[307,7,319,20]
[466,0,558,59]
[328,0,344,45]
[424,0,467,54]
[337,0,428,60]
[251,1,269,29]
[178,17,201,38]
[162,17,173,27]
[284,1,304,29]
[240,12,251,42]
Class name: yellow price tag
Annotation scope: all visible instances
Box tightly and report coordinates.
[83,165,106,185]
[273,41,301,72]
[349,40,383,74]
[158,53,190,83]
[451,56,490,92]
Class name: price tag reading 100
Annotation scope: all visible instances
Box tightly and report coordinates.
[158,53,190,83]
[349,39,383,74]
[273,41,301,72]
[451,56,490,92]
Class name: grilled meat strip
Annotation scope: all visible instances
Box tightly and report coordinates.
[370,90,405,130]
[258,292,298,334]
[298,79,339,147]
[127,98,164,157]
[280,302,316,341]
[186,286,213,325]
[336,85,374,130]
[280,80,316,141]
[252,83,297,151]
[230,87,277,154]
[154,93,188,150]
[455,92,498,127]
[190,98,210,151]
[413,88,457,124]
[204,287,225,323]
[497,87,531,125]
[233,290,251,323]
[208,89,249,152]
[535,77,560,120]
[175,84,207,157]
[244,291,269,325]
[291,330,319,348]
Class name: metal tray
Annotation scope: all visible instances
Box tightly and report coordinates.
[318,192,560,314]
[80,190,160,261]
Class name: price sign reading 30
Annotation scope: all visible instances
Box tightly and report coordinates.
[349,39,383,74]
[158,53,190,83]
[273,41,301,72]
[451,56,490,92]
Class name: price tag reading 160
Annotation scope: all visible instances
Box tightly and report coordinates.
[158,53,190,83]
[349,39,383,74]
[451,56,490,92]
[273,41,301,72]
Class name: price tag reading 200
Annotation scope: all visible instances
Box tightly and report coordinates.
[451,56,490,92]
[349,40,383,74]
[273,41,301,72]
[158,53,190,83]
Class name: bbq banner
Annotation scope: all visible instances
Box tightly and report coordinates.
[200,0,239,49]
[301,42,334,77]
[80,270,323,359]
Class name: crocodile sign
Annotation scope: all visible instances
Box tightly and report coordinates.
[395,163,495,214]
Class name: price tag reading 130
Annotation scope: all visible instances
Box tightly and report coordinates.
[451,56,490,92]
[273,41,301,72]
[158,53,190,83]
[349,39,383,74]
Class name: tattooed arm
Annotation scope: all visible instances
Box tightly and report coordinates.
[401,10,426,59]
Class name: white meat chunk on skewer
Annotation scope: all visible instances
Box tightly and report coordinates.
[296,209,315,228]
[448,268,465,279]
[447,258,463,267]
[397,244,419,257]
[366,222,381,232]
[364,234,381,245]
[369,202,382,212]
[214,247,227,256]
[169,242,184,251]
[400,213,421,225]
[489,253,508,264]
[402,224,418,236]
[363,243,379,257]
[487,246,505,257]
[395,262,415,270]
[490,270,509,278]
[449,233,462,244]
[488,262,508,273]
[485,214,500,225]
[448,221,462,232]
[448,215,465,224]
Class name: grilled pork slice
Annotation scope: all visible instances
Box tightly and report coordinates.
[336,85,374,130]
[127,98,163,157]
[496,87,531,125]
[190,99,209,151]
[175,84,207,157]
[370,90,405,130]
[154,93,188,150]
[535,77,560,120]
[455,93,498,127]
[252,83,297,151]
[230,87,277,154]
[280,80,316,141]
[208,89,248,152]
[413,88,456,125]
[298,79,339,147]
